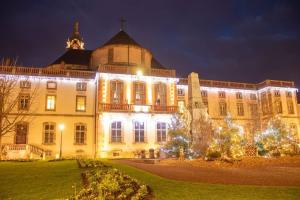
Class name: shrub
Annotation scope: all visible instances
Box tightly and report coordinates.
[71,160,150,200]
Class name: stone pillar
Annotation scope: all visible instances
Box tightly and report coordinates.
[188,72,207,151]
[188,72,203,132]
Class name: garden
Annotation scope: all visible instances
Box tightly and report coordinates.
[0,159,299,200]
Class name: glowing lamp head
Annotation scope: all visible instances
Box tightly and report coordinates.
[136,70,143,76]
[59,124,65,131]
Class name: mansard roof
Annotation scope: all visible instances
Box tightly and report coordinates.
[102,31,141,47]
[51,49,92,67]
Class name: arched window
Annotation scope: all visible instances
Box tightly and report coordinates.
[43,122,56,144]
[74,123,87,145]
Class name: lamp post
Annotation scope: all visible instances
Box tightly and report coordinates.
[59,124,65,159]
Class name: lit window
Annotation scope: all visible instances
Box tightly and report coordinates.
[76,82,87,91]
[20,81,31,89]
[110,80,123,104]
[219,102,227,116]
[201,90,208,97]
[43,122,55,144]
[19,94,30,110]
[275,101,282,114]
[236,92,243,99]
[134,121,145,143]
[287,101,294,114]
[75,123,86,144]
[134,82,146,104]
[274,90,280,97]
[218,91,226,98]
[46,95,56,111]
[286,91,292,98]
[177,89,185,96]
[157,122,167,142]
[250,93,257,100]
[237,103,244,116]
[155,83,166,105]
[47,81,57,90]
[111,121,122,143]
[76,96,86,112]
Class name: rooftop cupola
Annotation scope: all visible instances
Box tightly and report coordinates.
[66,22,85,50]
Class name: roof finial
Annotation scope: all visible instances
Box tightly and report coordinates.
[74,21,79,34]
[120,17,126,31]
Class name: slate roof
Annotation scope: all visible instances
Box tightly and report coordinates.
[102,31,141,47]
[51,49,92,67]
[151,57,166,69]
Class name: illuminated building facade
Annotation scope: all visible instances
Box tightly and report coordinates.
[1,22,299,159]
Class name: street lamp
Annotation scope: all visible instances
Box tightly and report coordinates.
[59,124,65,159]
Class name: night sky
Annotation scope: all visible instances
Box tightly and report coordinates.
[1,0,300,87]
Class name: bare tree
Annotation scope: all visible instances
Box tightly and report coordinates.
[0,58,39,160]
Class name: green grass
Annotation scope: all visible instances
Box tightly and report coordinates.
[105,160,300,200]
[0,160,81,200]
[0,160,299,200]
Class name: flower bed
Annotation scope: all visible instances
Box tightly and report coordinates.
[71,160,151,200]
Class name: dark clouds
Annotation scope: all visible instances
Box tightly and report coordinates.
[0,0,299,86]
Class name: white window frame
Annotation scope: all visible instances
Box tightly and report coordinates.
[156,122,167,142]
[111,121,122,143]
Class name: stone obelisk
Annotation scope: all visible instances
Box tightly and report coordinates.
[188,72,207,150]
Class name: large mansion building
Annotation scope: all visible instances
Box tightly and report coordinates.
[1,23,299,159]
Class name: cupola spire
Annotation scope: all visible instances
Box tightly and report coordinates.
[120,17,126,31]
[66,21,85,50]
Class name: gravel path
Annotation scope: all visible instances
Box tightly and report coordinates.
[117,158,300,186]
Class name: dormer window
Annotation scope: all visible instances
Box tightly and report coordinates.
[286,91,292,98]
[76,82,87,91]
[47,81,57,90]
[201,90,207,97]
[20,81,31,89]
[177,89,185,96]
[236,92,243,99]
[274,90,280,97]
[218,91,226,98]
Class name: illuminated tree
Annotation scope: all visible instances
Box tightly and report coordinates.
[0,58,39,160]
[255,115,298,157]
[191,109,215,156]
[162,109,192,158]
[206,114,246,161]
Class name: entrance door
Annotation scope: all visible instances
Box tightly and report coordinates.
[15,123,28,144]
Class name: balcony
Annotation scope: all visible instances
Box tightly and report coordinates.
[99,103,177,113]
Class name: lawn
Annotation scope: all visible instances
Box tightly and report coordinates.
[105,160,300,200]
[0,160,81,200]
[0,160,299,200]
